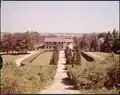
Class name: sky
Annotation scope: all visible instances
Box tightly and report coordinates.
[1,1,119,33]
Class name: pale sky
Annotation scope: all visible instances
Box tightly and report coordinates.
[1,1,119,33]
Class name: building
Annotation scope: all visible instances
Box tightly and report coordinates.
[43,37,74,50]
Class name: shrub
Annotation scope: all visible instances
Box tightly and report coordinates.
[67,66,106,89]
[1,62,57,94]
[50,46,59,65]
[103,58,120,89]
[81,51,95,61]
[21,50,45,66]
[66,55,120,94]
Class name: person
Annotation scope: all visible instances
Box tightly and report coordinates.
[0,54,3,69]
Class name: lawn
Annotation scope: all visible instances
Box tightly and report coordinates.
[1,50,57,94]
[2,54,24,64]
[88,52,119,57]
[66,51,120,94]
[1,62,57,94]
[87,52,119,62]
[31,51,53,65]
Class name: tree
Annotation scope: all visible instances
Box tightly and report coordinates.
[71,51,76,67]
[89,33,99,51]
[73,45,81,65]
[2,33,13,54]
[112,29,119,53]
[103,31,113,52]
[67,48,73,65]
[80,34,90,51]
[73,36,79,44]
[100,29,119,53]
[65,45,69,61]
[50,45,59,65]
[97,32,106,39]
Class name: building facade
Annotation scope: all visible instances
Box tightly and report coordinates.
[43,37,74,50]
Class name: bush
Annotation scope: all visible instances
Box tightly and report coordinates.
[81,51,95,61]
[50,46,59,65]
[21,50,45,66]
[66,55,120,94]
[1,62,57,94]
[67,66,106,89]
[99,55,120,89]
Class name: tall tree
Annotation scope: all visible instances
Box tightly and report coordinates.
[2,33,13,53]
[80,34,90,51]
[89,33,99,51]
[112,29,119,53]
[50,45,59,65]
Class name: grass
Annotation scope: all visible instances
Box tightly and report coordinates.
[87,52,118,57]
[87,52,119,62]
[1,62,57,94]
[31,51,53,65]
[2,54,24,64]
[80,87,119,94]
[1,50,57,94]
[66,51,120,94]
[21,50,45,66]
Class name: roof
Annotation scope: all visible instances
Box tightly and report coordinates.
[65,39,73,42]
[44,37,73,43]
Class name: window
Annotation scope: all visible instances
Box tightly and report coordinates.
[54,42,56,45]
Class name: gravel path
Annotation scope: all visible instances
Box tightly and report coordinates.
[14,51,39,66]
[40,50,80,94]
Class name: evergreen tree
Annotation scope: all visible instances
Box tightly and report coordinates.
[103,31,113,52]
[89,33,99,51]
[112,29,119,53]
[50,45,59,65]
[71,51,76,67]
[75,45,81,65]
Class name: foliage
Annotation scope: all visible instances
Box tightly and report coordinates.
[50,45,59,65]
[21,50,45,66]
[80,34,90,51]
[66,54,120,94]
[89,33,100,51]
[100,29,120,53]
[1,61,57,94]
[65,45,81,66]
[66,35,120,94]
[73,28,119,53]
[30,51,53,65]
[1,31,44,54]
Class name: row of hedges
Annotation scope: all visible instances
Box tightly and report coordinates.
[1,61,57,94]
[50,46,59,65]
[21,50,46,66]
[81,51,95,61]
[1,47,60,94]
[66,54,120,94]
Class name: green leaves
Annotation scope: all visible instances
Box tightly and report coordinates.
[1,31,44,54]
[50,45,59,65]
[65,44,81,66]
[101,29,119,53]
